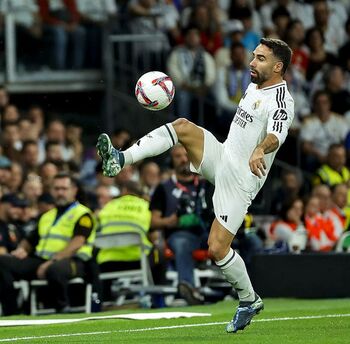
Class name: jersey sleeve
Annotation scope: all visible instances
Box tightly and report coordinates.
[266,95,294,147]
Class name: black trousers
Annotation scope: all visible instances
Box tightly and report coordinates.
[0,255,86,315]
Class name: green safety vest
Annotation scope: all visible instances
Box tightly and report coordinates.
[36,202,96,261]
[97,195,152,264]
[314,164,350,186]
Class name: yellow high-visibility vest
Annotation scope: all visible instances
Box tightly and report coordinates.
[36,202,96,261]
[97,195,152,264]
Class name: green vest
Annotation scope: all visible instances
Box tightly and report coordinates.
[97,195,152,264]
[314,164,350,186]
[36,202,96,261]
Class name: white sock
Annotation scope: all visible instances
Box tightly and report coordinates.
[216,248,255,302]
[122,123,178,165]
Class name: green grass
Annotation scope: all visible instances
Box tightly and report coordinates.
[1,299,350,343]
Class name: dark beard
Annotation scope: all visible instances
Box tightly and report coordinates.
[250,71,267,86]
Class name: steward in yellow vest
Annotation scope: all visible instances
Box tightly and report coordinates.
[0,173,96,315]
[312,144,350,206]
[97,181,152,266]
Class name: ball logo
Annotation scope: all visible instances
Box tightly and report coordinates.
[273,108,287,120]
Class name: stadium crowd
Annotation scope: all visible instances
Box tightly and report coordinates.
[0,0,350,315]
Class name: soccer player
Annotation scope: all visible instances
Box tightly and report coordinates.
[96,38,294,333]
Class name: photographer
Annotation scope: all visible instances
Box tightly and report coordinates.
[150,144,214,305]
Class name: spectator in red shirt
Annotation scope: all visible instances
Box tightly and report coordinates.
[38,0,86,69]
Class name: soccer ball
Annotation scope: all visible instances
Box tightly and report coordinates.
[135,71,175,111]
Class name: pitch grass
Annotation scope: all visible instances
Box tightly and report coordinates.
[1,298,350,343]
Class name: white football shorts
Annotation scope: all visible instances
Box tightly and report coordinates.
[190,128,253,235]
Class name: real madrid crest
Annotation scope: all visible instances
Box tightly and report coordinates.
[252,100,261,110]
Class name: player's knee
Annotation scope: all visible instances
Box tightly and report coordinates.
[172,118,194,139]
[208,241,225,262]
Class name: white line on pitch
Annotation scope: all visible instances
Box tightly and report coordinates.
[0,313,349,342]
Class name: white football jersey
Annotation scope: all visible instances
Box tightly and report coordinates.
[223,81,294,194]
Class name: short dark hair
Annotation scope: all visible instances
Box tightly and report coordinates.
[312,89,331,105]
[53,172,78,187]
[260,38,292,75]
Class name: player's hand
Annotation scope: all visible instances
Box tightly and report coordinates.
[11,247,28,260]
[249,147,266,178]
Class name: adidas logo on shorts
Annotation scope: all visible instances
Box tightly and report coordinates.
[220,215,228,222]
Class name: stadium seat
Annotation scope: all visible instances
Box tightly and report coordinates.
[94,230,154,306]
[29,278,92,315]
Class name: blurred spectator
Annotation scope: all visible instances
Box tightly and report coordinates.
[271,168,303,215]
[0,156,12,194]
[323,65,350,115]
[38,0,86,69]
[0,173,96,315]
[18,117,40,141]
[300,90,348,170]
[45,140,64,165]
[215,19,245,68]
[237,7,260,53]
[66,122,83,165]
[21,140,40,176]
[228,0,262,36]
[111,128,132,150]
[0,86,9,113]
[167,26,216,119]
[312,0,346,54]
[304,27,338,81]
[312,144,350,188]
[150,144,213,305]
[303,194,335,252]
[271,5,291,39]
[76,0,117,68]
[114,164,136,189]
[97,180,166,302]
[7,161,23,193]
[269,198,307,253]
[311,184,343,247]
[128,0,175,67]
[284,66,311,130]
[39,119,72,163]
[214,42,250,119]
[139,160,160,200]
[184,3,223,55]
[329,183,349,233]
[1,104,20,126]
[39,161,58,192]
[0,0,43,69]
[21,174,43,213]
[260,0,313,35]
[284,20,308,76]
[338,17,350,73]
[0,194,26,255]
[1,122,21,161]
[94,184,115,214]
[27,105,45,137]
[37,192,55,215]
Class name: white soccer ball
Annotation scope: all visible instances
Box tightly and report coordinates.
[135,71,175,111]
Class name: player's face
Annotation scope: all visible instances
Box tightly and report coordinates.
[249,44,280,86]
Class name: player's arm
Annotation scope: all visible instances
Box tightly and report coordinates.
[250,98,294,178]
[249,134,279,178]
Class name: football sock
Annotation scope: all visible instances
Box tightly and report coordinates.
[215,248,255,303]
[122,123,178,165]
